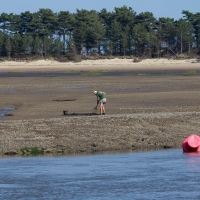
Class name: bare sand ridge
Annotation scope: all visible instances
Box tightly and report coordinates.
[0,58,199,72]
[0,58,200,156]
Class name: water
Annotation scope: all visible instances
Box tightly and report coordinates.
[0,149,200,200]
[0,107,15,118]
[0,70,199,78]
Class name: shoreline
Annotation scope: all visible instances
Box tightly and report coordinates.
[1,111,194,157]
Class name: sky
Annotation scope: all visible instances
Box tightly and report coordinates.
[0,0,200,20]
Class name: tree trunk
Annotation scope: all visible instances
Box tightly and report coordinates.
[8,51,11,60]
[63,29,66,53]
[180,34,183,54]
[188,42,191,54]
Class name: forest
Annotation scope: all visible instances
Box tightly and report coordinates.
[0,6,199,61]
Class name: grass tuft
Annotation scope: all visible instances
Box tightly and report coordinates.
[20,147,45,155]
[185,70,197,75]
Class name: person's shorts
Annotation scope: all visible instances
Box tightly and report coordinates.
[100,98,106,104]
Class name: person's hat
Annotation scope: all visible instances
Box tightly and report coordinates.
[93,91,97,94]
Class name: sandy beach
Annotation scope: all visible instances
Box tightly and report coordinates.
[0,58,199,72]
[0,58,200,156]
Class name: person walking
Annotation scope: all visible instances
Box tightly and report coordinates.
[94,91,106,115]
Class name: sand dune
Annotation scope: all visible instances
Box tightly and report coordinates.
[0,58,199,72]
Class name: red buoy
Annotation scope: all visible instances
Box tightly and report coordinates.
[182,134,200,152]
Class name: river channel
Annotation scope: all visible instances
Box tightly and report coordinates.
[0,149,200,199]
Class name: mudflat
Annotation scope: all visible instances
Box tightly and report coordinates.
[0,59,200,156]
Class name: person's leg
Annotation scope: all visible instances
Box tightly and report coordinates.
[100,103,103,114]
[102,99,106,114]
[102,105,105,114]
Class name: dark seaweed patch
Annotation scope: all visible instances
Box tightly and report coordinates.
[53,99,76,101]
[63,112,98,116]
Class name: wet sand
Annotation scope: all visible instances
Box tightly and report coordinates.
[0,59,200,156]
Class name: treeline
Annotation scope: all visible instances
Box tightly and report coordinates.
[0,6,199,60]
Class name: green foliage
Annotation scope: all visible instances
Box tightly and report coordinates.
[182,10,200,48]
[4,36,11,59]
[57,11,75,53]
[73,57,82,63]
[20,147,45,155]
[81,70,102,76]
[54,38,62,58]
[185,70,197,75]
[73,9,106,55]
[32,36,41,55]
[0,31,4,56]
[0,7,199,59]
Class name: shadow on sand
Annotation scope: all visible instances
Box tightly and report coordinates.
[63,111,99,116]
